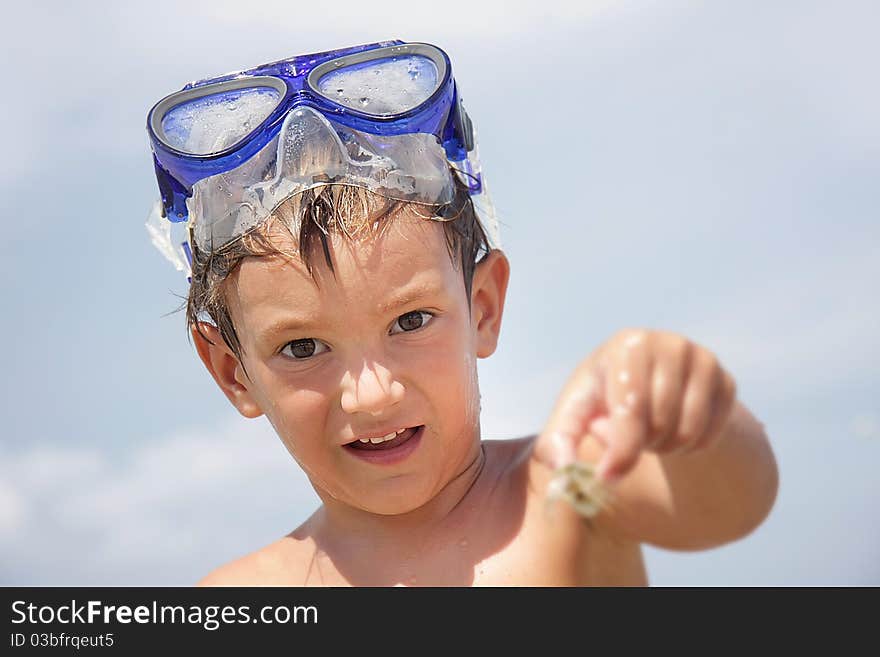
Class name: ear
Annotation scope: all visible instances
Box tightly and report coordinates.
[191,322,264,419]
[470,249,510,358]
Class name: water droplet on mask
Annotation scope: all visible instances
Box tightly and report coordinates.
[359,97,370,106]
[336,88,344,95]
[227,103,237,111]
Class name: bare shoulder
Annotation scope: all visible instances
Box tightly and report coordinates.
[481,435,536,468]
[196,528,316,587]
[478,434,545,502]
[481,434,558,488]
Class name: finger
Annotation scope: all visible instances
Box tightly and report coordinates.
[596,331,651,483]
[688,367,737,453]
[672,348,720,453]
[534,364,604,469]
[584,415,612,447]
[647,337,689,451]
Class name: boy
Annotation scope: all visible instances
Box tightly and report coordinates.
[146,41,778,586]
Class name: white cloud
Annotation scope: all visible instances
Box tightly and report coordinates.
[0,481,26,540]
[0,414,319,585]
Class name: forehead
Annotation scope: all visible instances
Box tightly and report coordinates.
[226,211,462,330]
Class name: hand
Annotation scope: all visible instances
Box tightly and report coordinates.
[534,329,738,484]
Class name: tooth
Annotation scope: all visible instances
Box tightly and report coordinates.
[358,430,406,445]
[396,428,406,435]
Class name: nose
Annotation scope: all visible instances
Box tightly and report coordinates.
[340,358,405,416]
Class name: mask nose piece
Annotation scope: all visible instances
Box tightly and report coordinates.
[275,105,355,181]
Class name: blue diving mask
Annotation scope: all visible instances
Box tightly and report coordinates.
[144,40,500,275]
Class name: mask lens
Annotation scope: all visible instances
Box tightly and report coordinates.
[315,54,439,115]
[160,85,281,155]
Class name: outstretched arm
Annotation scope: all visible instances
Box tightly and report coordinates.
[531,329,779,550]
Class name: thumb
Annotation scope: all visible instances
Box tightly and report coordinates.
[533,363,605,470]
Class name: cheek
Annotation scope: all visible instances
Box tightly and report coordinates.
[259,381,330,453]
[417,320,480,421]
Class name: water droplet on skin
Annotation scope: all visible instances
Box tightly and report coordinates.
[618,370,630,384]
[458,539,468,549]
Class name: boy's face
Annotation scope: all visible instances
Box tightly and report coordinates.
[195,208,509,516]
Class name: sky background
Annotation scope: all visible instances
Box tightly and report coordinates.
[1,0,877,585]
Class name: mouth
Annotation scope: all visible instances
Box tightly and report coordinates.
[343,425,425,464]
[345,426,422,451]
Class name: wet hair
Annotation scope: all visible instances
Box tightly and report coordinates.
[186,177,491,364]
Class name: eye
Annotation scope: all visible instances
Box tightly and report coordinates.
[281,338,329,360]
[391,310,434,334]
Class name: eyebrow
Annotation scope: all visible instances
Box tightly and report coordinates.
[257,284,445,341]
[377,284,445,313]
